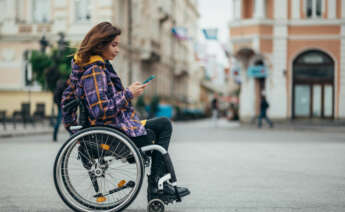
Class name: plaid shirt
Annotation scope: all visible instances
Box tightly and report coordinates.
[61,56,147,137]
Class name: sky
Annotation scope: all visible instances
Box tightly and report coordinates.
[197,0,231,83]
[198,0,231,43]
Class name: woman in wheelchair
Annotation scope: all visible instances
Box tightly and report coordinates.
[54,22,189,212]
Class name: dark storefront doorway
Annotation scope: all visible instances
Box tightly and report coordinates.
[292,50,334,119]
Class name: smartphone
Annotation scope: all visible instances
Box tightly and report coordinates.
[143,75,156,84]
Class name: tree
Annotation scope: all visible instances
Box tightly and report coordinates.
[29,51,53,89]
[135,95,148,118]
[149,95,160,118]
[29,34,76,123]
[29,33,75,92]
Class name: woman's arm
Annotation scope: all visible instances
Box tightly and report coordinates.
[82,65,133,119]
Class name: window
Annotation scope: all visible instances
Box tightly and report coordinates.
[306,0,322,18]
[32,0,50,23]
[75,0,91,22]
[16,0,26,23]
[233,0,241,19]
[0,0,6,22]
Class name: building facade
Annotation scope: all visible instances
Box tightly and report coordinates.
[0,0,201,117]
[229,0,345,121]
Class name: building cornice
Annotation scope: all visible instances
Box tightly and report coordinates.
[229,19,275,27]
[230,34,345,41]
[288,19,345,26]
[0,34,42,41]
[229,18,345,28]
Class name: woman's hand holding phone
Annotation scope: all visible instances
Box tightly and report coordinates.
[143,75,155,84]
[128,75,155,98]
[128,82,148,98]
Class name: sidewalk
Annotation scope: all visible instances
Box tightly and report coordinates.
[1,118,344,138]
[174,118,241,129]
[241,119,345,133]
[176,118,345,133]
[0,121,67,138]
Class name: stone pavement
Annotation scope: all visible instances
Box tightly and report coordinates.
[1,118,344,138]
[0,121,67,138]
[241,118,345,133]
[1,119,345,211]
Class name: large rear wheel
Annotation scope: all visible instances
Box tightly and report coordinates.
[53,127,144,212]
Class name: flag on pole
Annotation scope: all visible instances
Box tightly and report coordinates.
[202,28,218,40]
[220,43,231,58]
[172,27,188,40]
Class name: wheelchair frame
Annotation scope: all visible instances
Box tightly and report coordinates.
[53,125,181,212]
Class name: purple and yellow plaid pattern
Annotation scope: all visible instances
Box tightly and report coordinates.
[61,56,147,137]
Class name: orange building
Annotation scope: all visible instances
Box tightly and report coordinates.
[229,0,345,121]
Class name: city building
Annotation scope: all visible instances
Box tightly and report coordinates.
[229,0,345,121]
[0,0,201,118]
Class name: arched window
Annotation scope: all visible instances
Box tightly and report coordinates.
[293,50,334,119]
[293,50,334,83]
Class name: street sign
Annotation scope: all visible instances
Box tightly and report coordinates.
[247,65,268,78]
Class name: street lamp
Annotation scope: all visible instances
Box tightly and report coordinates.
[39,35,49,53]
[57,32,67,56]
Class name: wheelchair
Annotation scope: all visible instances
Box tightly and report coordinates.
[53,99,187,212]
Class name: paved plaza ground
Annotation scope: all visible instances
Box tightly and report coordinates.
[0,119,344,212]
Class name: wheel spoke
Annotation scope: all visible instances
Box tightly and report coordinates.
[56,129,143,211]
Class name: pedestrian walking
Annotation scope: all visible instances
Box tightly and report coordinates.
[258,96,274,128]
[53,79,67,141]
[211,94,219,127]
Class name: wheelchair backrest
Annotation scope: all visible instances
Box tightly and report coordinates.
[63,97,89,128]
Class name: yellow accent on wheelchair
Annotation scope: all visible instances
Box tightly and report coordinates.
[141,120,147,126]
[100,144,110,151]
[96,196,106,203]
[117,180,126,188]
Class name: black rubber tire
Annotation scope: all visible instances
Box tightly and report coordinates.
[148,199,165,212]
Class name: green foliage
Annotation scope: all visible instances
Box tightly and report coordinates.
[136,95,146,109]
[232,88,241,97]
[29,51,53,88]
[58,63,70,79]
[149,95,160,115]
[135,95,147,118]
[29,42,76,92]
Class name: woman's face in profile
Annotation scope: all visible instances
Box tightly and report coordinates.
[102,36,120,60]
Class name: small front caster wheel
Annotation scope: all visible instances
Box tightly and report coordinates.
[148,199,165,212]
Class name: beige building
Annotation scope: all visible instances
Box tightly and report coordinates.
[229,0,345,121]
[0,0,201,118]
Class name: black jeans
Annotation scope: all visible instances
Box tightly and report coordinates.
[53,107,62,141]
[130,117,172,178]
[258,113,273,127]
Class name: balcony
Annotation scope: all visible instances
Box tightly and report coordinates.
[141,40,161,64]
[174,61,189,77]
[17,24,51,34]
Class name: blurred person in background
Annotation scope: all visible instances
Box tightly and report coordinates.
[53,79,67,142]
[258,96,274,128]
[211,93,219,127]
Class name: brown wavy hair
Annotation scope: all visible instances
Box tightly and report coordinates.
[76,22,121,65]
